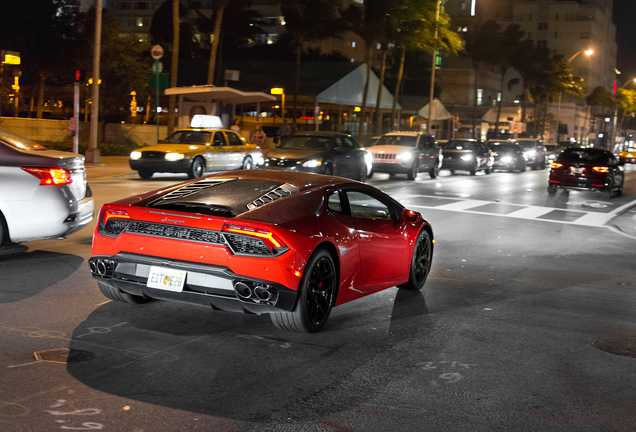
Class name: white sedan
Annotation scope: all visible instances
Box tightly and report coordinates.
[0,128,94,247]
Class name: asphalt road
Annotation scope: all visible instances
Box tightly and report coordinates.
[1,166,636,431]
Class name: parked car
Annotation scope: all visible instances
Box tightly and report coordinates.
[366,132,442,180]
[441,139,493,175]
[88,170,433,333]
[129,128,263,179]
[548,147,624,198]
[618,146,636,164]
[261,131,370,182]
[513,138,546,169]
[487,140,526,172]
[0,128,94,247]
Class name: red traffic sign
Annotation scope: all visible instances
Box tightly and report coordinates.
[151,45,164,60]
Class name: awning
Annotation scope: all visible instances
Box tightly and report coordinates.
[165,85,276,104]
[418,99,451,120]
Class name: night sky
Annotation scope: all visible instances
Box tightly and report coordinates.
[613,0,636,80]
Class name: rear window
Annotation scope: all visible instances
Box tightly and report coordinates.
[375,135,417,147]
[442,140,475,150]
[0,129,48,151]
[488,143,520,151]
[279,136,332,151]
[558,149,608,163]
[517,141,537,150]
[161,130,212,144]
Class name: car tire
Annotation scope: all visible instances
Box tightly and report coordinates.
[270,249,336,333]
[138,169,154,179]
[520,163,527,172]
[367,169,374,179]
[97,281,150,304]
[485,166,492,175]
[0,212,6,247]
[540,157,547,169]
[407,161,419,180]
[429,162,439,179]
[449,170,455,175]
[547,185,557,195]
[242,156,254,170]
[469,162,477,176]
[323,164,334,176]
[357,163,367,182]
[398,229,433,291]
[188,157,205,179]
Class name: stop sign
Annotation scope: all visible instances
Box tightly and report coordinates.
[151,45,164,60]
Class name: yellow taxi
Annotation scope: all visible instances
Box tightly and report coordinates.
[619,146,636,164]
[129,128,263,179]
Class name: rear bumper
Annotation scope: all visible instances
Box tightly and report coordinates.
[88,252,298,314]
[548,177,609,191]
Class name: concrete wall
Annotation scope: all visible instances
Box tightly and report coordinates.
[0,117,167,146]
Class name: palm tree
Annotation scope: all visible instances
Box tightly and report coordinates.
[494,24,528,131]
[207,0,229,85]
[168,0,179,134]
[279,0,345,128]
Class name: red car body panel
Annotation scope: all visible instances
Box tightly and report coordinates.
[89,170,432,317]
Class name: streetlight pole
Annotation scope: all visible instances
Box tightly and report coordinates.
[425,0,443,136]
[554,49,592,145]
[86,0,102,164]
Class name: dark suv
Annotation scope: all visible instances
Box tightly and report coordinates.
[514,138,546,170]
[367,132,442,180]
[441,139,493,175]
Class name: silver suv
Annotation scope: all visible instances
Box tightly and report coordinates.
[367,132,442,180]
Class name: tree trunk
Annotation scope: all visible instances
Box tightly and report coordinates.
[373,47,387,136]
[358,43,373,139]
[37,72,46,120]
[472,65,479,139]
[495,67,506,134]
[207,0,227,85]
[391,48,406,131]
[168,0,180,135]
[292,44,301,128]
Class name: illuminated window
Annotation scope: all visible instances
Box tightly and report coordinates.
[477,89,483,105]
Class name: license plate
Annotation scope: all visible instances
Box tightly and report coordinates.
[571,167,583,174]
[147,266,186,292]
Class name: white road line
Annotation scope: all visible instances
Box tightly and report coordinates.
[506,206,556,219]
[570,212,614,227]
[435,199,490,211]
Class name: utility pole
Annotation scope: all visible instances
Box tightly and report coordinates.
[425,0,442,136]
[86,0,102,164]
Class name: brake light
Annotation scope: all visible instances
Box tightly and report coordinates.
[98,208,131,237]
[22,167,72,185]
[550,162,563,169]
[101,209,131,224]
[592,166,609,173]
[223,224,284,248]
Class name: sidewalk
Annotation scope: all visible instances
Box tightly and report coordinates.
[85,156,135,179]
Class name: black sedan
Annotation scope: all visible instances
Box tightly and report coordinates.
[262,132,371,182]
[487,141,527,173]
[441,139,493,175]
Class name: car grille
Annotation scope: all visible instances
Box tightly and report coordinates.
[126,221,227,244]
[266,158,297,167]
[373,153,396,160]
[141,151,166,159]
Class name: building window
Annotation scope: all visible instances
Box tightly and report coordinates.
[477,89,483,105]
[538,23,548,30]
[461,2,466,10]
[135,2,149,10]
[117,1,131,9]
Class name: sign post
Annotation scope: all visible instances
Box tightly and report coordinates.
[151,45,164,142]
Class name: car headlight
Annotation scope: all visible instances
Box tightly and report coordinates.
[165,153,185,161]
[548,154,556,160]
[365,151,373,168]
[524,150,536,158]
[396,152,413,161]
[461,154,473,161]
[130,151,142,160]
[302,159,322,168]
[500,156,512,163]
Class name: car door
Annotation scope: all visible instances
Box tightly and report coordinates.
[344,190,410,284]
[330,136,355,177]
[206,131,229,170]
[225,131,246,169]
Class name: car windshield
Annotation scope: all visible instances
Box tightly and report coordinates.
[544,145,558,151]
[442,140,475,150]
[558,149,608,163]
[517,141,537,150]
[374,135,417,147]
[488,143,519,151]
[279,136,332,150]
[161,130,212,144]
[0,129,48,151]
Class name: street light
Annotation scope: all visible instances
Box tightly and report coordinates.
[555,49,593,144]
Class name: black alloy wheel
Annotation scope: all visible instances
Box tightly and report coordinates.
[188,157,205,179]
[469,161,477,176]
[407,160,419,180]
[138,169,154,179]
[0,214,5,247]
[547,185,557,194]
[429,162,439,179]
[242,156,254,170]
[271,249,336,333]
[398,230,433,291]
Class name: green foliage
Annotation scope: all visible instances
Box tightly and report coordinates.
[37,139,140,156]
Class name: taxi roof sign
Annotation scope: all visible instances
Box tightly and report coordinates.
[190,115,223,129]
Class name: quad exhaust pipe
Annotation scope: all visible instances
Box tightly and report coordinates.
[233,281,277,304]
[89,258,114,278]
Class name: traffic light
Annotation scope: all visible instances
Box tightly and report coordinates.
[74,69,85,82]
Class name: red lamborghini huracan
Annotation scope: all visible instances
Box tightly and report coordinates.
[89,170,434,333]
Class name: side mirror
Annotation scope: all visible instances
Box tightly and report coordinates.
[402,208,420,223]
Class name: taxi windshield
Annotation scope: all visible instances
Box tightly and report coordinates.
[161,130,212,144]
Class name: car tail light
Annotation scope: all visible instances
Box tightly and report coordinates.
[22,167,73,185]
[223,224,284,249]
[98,208,132,237]
[550,162,563,169]
[592,166,609,173]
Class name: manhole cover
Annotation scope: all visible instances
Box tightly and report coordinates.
[592,338,636,358]
[34,348,93,364]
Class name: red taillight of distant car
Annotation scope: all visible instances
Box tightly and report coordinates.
[223,223,285,249]
[550,162,563,169]
[22,167,73,185]
[592,166,609,173]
